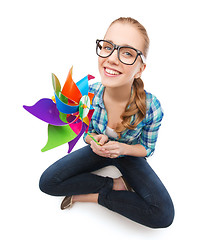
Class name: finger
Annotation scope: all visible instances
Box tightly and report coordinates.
[99,139,106,145]
[99,136,108,145]
[107,150,120,155]
[91,140,101,149]
[103,144,118,151]
[104,141,118,148]
[105,141,115,145]
[91,141,109,154]
[91,140,100,151]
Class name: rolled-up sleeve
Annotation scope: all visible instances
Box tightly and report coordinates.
[139,96,164,157]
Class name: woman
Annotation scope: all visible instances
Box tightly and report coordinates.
[39,17,174,228]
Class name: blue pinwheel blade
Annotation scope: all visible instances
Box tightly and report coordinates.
[54,92,79,114]
[76,75,89,96]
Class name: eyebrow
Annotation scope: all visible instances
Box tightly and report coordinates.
[105,39,135,49]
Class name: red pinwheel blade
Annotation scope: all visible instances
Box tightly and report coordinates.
[85,109,94,133]
[88,92,94,104]
[69,119,83,135]
[61,66,82,103]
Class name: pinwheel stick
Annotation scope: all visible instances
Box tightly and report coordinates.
[87,132,101,145]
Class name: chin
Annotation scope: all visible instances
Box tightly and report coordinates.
[101,78,119,88]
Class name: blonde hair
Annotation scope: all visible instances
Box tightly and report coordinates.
[109,17,150,136]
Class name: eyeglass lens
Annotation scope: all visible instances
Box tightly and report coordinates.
[97,40,138,65]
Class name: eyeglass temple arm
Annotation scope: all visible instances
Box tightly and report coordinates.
[140,54,146,64]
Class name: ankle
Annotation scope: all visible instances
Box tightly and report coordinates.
[113,177,127,191]
[72,193,99,203]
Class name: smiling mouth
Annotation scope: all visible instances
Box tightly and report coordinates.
[104,67,121,76]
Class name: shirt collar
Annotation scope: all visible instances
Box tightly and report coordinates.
[96,84,105,109]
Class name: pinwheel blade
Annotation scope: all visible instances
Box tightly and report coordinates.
[61,67,82,103]
[66,114,79,124]
[85,109,94,133]
[23,67,96,154]
[69,120,83,135]
[52,74,69,104]
[67,122,88,153]
[52,73,61,94]
[23,98,67,126]
[76,75,95,96]
[54,92,79,114]
[88,92,94,104]
[41,124,77,152]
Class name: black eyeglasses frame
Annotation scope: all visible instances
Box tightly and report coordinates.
[96,39,146,65]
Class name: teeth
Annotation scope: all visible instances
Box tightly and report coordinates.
[105,68,120,75]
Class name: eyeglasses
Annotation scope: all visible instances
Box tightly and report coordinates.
[96,39,146,65]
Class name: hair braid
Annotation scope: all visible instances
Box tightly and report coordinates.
[115,77,146,135]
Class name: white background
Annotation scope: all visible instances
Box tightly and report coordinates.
[1,0,209,239]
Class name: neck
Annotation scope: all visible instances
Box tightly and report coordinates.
[104,84,132,104]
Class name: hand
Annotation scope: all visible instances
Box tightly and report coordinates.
[102,141,125,158]
[90,134,110,157]
[93,134,109,146]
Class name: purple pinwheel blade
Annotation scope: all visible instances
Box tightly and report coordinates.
[23,98,67,126]
[67,122,88,153]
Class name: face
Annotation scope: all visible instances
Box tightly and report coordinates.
[98,22,146,89]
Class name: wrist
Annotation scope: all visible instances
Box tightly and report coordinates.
[120,143,147,157]
[120,142,128,156]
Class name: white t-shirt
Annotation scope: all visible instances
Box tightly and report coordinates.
[105,126,118,139]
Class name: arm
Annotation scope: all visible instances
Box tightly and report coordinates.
[120,143,147,157]
[85,132,146,158]
[139,96,164,157]
[99,141,147,158]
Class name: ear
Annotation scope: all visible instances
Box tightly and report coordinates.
[134,64,146,79]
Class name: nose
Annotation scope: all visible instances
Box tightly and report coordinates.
[107,49,119,65]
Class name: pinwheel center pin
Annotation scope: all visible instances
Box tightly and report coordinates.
[79,95,90,119]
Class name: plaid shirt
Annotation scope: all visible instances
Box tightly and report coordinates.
[83,82,164,157]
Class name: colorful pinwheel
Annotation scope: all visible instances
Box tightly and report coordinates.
[23,67,95,153]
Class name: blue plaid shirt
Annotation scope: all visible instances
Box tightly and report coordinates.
[84,82,164,157]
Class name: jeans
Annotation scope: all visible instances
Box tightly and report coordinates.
[39,145,174,228]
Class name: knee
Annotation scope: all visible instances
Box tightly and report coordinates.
[151,200,175,229]
[39,171,57,196]
[39,172,49,194]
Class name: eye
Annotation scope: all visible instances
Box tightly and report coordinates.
[121,50,133,58]
[124,51,133,57]
[104,46,112,51]
[103,43,113,51]
[120,47,136,59]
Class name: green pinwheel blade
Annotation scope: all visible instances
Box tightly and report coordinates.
[59,111,68,123]
[41,124,77,152]
[52,73,61,94]
[52,73,68,104]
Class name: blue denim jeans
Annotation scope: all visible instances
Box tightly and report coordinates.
[39,145,174,228]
